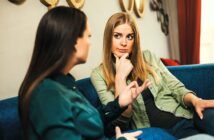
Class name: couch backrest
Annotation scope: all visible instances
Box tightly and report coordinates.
[76,64,214,109]
[0,97,21,140]
[168,64,214,99]
[76,78,101,108]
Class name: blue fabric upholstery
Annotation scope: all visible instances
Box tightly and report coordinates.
[0,97,21,140]
[0,64,214,140]
[168,64,214,99]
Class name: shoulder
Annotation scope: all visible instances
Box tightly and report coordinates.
[91,64,104,79]
[142,49,160,64]
[31,79,74,108]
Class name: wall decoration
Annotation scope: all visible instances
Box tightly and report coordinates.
[40,0,85,9]
[40,0,59,9]
[66,0,85,9]
[119,0,145,18]
[150,0,169,35]
[8,0,26,5]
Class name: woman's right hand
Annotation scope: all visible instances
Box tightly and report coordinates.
[118,79,151,108]
[115,126,142,140]
[115,53,133,79]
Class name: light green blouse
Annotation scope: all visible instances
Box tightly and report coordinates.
[90,50,194,129]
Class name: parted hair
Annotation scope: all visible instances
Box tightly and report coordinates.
[18,6,87,140]
[102,12,158,90]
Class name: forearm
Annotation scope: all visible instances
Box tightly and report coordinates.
[97,97,128,125]
[184,92,201,107]
[115,74,132,117]
[115,74,127,97]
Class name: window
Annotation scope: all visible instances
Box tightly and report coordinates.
[200,0,214,63]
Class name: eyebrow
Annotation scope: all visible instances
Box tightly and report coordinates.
[113,32,134,35]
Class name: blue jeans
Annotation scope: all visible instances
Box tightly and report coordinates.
[128,127,176,140]
[166,108,214,139]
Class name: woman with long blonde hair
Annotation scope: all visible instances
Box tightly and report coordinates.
[91,12,214,139]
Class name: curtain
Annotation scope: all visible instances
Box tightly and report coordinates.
[162,0,180,62]
[178,0,201,64]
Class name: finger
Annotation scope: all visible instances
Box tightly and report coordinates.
[139,79,151,92]
[127,81,138,89]
[144,79,151,87]
[120,53,129,60]
[129,130,143,137]
[203,100,214,108]
[196,109,204,120]
[115,126,121,138]
[114,54,119,64]
[131,87,137,99]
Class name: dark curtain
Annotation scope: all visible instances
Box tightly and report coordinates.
[178,0,201,64]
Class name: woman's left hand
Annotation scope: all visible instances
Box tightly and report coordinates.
[193,99,214,119]
[118,79,151,108]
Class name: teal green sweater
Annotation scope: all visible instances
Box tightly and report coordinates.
[28,73,126,140]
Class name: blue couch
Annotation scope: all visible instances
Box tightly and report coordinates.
[1,64,214,140]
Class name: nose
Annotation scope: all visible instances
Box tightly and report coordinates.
[120,37,127,47]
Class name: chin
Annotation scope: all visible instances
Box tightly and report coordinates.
[77,58,87,65]
[116,53,128,58]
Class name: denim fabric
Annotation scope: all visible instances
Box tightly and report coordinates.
[166,119,200,139]
[129,127,177,140]
[166,108,214,139]
[194,108,214,136]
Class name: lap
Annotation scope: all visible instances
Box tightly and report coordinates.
[128,127,176,140]
[194,108,214,135]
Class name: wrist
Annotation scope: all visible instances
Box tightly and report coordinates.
[192,97,202,107]
[117,96,128,109]
[115,74,127,81]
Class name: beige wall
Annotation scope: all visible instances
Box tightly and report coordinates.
[0,0,169,99]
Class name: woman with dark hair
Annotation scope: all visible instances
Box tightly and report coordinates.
[18,6,155,140]
[91,12,214,139]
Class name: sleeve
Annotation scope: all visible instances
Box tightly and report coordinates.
[143,50,195,107]
[91,67,131,135]
[29,90,83,140]
[97,97,127,125]
[90,67,115,105]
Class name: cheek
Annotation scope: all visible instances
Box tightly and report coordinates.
[111,41,117,53]
[128,42,134,52]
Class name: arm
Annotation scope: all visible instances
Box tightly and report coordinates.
[91,66,131,131]
[143,50,194,107]
[31,84,142,140]
[144,50,214,119]
[30,90,85,140]
[97,80,150,125]
[184,93,214,119]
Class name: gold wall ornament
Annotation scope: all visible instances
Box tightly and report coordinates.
[66,0,85,9]
[40,0,85,9]
[8,0,26,5]
[119,0,145,18]
[119,0,134,13]
[40,0,59,9]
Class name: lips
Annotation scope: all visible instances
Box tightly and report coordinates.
[118,49,128,53]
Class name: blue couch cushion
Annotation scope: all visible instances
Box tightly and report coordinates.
[0,97,21,140]
[76,78,101,108]
[168,64,214,99]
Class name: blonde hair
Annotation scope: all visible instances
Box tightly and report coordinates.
[102,12,158,90]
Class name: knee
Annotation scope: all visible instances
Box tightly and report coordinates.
[136,128,176,140]
[194,108,214,135]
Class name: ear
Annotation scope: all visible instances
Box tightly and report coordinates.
[74,40,79,50]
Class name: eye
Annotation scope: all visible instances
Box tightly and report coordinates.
[127,34,134,40]
[113,33,121,39]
